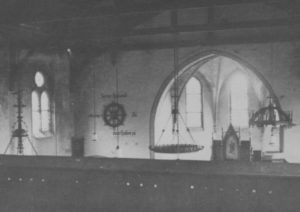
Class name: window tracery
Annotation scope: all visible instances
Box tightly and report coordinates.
[31,71,53,138]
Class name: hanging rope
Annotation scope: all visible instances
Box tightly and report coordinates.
[114,58,120,150]
[109,50,123,151]
[88,68,100,142]
[173,32,180,153]
[149,10,204,154]
[92,69,97,141]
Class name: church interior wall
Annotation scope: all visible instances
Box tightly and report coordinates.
[72,42,300,162]
[0,44,73,156]
[2,2,300,212]
[0,3,299,163]
[0,41,299,162]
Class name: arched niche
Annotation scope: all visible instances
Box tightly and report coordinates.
[149,50,280,160]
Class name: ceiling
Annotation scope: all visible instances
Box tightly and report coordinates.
[0,0,300,52]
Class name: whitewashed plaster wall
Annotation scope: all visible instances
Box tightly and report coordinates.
[0,50,73,156]
[77,42,300,162]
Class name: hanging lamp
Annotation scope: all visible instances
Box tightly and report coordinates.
[88,68,100,142]
[249,97,293,128]
[249,45,294,128]
[109,50,126,152]
[149,11,204,154]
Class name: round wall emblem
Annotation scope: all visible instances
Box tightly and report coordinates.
[103,102,126,128]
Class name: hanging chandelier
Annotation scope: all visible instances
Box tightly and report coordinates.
[250,44,294,128]
[149,11,204,154]
[149,108,204,154]
[149,144,204,154]
[249,98,294,128]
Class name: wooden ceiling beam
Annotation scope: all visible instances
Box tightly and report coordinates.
[123,17,300,36]
[114,0,259,14]
[118,34,300,51]
[0,0,294,26]
[8,31,300,54]
[55,32,300,51]
[113,0,296,14]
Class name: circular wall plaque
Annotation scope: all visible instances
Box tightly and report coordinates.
[103,102,126,128]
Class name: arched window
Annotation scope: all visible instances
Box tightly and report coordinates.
[230,74,248,127]
[31,71,53,138]
[186,77,203,128]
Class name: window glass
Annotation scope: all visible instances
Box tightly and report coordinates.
[186,77,200,94]
[186,77,202,128]
[34,72,45,87]
[32,91,41,137]
[41,91,50,132]
[31,91,39,111]
[31,72,53,138]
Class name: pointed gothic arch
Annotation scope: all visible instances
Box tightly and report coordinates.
[149,49,280,159]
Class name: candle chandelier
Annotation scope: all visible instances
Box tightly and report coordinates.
[149,11,204,154]
[4,90,38,155]
[249,98,294,128]
[250,44,294,129]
